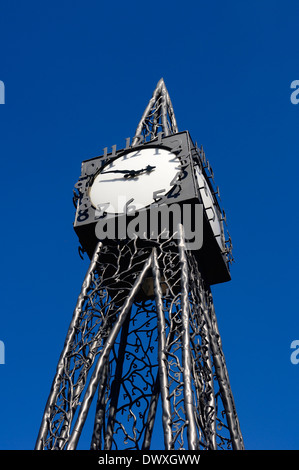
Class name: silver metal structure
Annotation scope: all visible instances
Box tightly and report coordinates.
[132,77,178,146]
[36,79,244,451]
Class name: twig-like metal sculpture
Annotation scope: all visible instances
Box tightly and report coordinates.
[132,77,178,146]
[36,79,244,450]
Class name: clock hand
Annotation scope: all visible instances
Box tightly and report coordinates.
[123,165,156,178]
[101,165,156,177]
[101,169,135,175]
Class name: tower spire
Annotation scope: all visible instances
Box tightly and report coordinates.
[132,78,178,146]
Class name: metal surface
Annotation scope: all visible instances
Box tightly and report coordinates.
[132,78,178,146]
[178,224,198,450]
[36,79,244,450]
[66,254,153,450]
[35,241,103,450]
[152,248,172,450]
[36,236,244,450]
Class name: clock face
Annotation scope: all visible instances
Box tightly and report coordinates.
[89,147,180,214]
[194,166,224,250]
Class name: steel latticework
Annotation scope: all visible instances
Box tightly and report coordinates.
[36,79,244,451]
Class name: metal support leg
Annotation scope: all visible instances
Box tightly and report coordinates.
[178,224,198,450]
[66,254,152,450]
[206,290,244,450]
[35,242,103,450]
[152,248,173,450]
[104,311,132,450]
[141,372,160,450]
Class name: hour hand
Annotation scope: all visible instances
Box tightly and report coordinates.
[123,165,156,178]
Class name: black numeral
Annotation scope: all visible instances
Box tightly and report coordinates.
[95,202,110,219]
[77,209,89,222]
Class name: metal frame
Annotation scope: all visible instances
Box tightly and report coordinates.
[132,78,178,146]
[36,235,244,450]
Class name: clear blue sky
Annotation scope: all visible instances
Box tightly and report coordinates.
[0,0,298,450]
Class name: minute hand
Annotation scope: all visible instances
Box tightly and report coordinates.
[101,165,156,177]
[101,169,135,175]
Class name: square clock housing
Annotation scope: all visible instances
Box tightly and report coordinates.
[73,131,230,285]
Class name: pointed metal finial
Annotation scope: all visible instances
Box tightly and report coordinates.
[132,78,178,146]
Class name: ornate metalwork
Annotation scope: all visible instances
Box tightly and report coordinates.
[36,234,243,450]
[132,78,178,146]
[36,79,244,451]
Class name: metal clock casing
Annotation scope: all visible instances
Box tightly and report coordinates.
[74,131,197,226]
[73,131,231,285]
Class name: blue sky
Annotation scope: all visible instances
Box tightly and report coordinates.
[0,0,299,450]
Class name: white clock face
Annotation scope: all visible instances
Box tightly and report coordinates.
[89,147,180,214]
[195,166,224,250]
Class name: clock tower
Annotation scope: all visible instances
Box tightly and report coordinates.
[36,78,243,451]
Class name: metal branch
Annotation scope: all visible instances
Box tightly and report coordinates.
[35,241,103,450]
[66,254,152,450]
